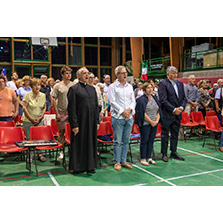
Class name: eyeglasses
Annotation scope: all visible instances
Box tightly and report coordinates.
[118,72,127,75]
[89,77,94,79]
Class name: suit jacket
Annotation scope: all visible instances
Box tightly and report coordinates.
[158,78,186,120]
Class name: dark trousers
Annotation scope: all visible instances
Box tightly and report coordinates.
[161,116,180,155]
[139,124,157,159]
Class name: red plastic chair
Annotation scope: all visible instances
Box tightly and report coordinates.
[97,121,113,166]
[30,125,64,174]
[206,111,217,116]
[50,107,56,114]
[51,119,59,138]
[64,123,71,145]
[203,116,223,150]
[0,127,28,170]
[0,120,16,127]
[108,112,111,116]
[155,123,161,138]
[181,112,199,141]
[102,116,112,123]
[191,112,205,126]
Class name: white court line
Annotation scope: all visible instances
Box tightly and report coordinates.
[132,164,176,186]
[47,172,60,186]
[157,168,223,182]
[177,146,223,163]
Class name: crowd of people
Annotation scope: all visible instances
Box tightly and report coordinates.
[1,65,223,174]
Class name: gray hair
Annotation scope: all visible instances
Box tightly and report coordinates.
[167,66,178,74]
[76,67,87,78]
[103,74,110,80]
[188,75,195,80]
[115,65,126,75]
[217,79,223,84]
[96,82,105,88]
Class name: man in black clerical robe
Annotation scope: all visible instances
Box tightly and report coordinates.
[67,67,99,173]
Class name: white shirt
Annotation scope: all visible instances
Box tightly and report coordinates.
[108,80,136,119]
[6,81,17,91]
[104,83,110,95]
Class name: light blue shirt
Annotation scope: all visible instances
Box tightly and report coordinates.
[108,80,136,119]
[17,86,32,102]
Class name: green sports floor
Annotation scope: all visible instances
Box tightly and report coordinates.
[1,135,223,186]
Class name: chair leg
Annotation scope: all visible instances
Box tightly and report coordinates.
[62,145,67,170]
[202,130,207,147]
[55,148,59,165]
[33,149,38,176]
[26,149,32,175]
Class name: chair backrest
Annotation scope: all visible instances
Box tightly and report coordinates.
[181,112,190,125]
[108,112,111,116]
[0,120,16,127]
[97,121,113,136]
[205,116,222,132]
[0,127,24,144]
[131,123,140,135]
[155,123,161,137]
[102,116,111,122]
[30,125,54,141]
[65,123,71,143]
[50,107,56,114]
[191,111,205,123]
[51,119,59,135]
[206,111,217,116]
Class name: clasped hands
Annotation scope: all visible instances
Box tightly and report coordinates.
[173,107,183,115]
[122,109,131,119]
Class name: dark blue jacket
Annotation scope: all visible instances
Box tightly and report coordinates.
[135,93,163,128]
[158,78,186,120]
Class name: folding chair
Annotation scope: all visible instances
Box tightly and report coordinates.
[97,121,113,166]
[0,127,28,168]
[102,116,112,123]
[191,111,205,126]
[181,112,199,142]
[51,119,59,138]
[30,125,64,175]
[203,116,223,150]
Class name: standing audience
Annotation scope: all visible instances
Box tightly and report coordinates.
[158,66,186,162]
[0,76,19,121]
[6,71,18,92]
[135,82,161,166]
[40,74,51,112]
[97,83,109,117]
[108,65,136,171]
[134,82,144,100]
[68,67,99,174]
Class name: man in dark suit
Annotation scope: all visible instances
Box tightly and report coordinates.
[158,66,186,162]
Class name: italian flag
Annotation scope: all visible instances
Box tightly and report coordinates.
[141,61,148,81]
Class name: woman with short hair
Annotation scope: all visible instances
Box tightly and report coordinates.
[135,82,161,166]
[22,78,46,162]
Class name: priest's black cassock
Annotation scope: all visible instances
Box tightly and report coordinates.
[67,82,99,172]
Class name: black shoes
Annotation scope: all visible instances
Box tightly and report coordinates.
[170,152,185,161]
[162,154,168,162]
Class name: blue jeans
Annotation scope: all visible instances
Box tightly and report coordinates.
[139,124,157,159]
[46,101,51,112]
[0,116,13,121]
[112,117,133,163]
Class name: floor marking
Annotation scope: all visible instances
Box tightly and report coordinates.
[47,172,60,186]
[177,146,223,163]
[132,164,176,186]
[157,168,223,182]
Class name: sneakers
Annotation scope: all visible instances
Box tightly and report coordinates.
[121,162,133,169]
[114,163,122,171]
[59,151,64,160]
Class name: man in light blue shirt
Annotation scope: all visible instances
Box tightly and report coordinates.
[108,65,136,171]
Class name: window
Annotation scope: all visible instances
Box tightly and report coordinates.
[34,67,49,78]
[100,47,111,66]
[52,45,66,64]
[125,37,131,61]
[15,66,31,78]
[100,37,112,46]
[14,42,31,60]
[57,37,66,42]
[33,45,48,60]
[69,46,81,65]
[0,40,10,62]
[85,46,97,65]
[85,37,97,45]
[197,37,209,45]
[68,37,81,43]
[100,68,112,81]
[87,68,98,77]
